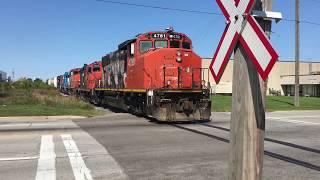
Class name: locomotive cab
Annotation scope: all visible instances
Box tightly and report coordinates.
[126,30,205,90]
[87,61,103,90]
[70,68,81,92]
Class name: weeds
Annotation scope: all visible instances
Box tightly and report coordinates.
[0,79,97,117]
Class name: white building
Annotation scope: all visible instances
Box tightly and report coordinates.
[202,59,320,97]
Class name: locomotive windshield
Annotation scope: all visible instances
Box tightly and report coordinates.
[87,67,92,73]
[140,40,152,53]
[155,40,168,48]
[72,71,79,75]
[93,65,100,72]
[170,40,180,48]
[182,42,191,49]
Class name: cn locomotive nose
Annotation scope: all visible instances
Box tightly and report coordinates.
[159,49,197,89]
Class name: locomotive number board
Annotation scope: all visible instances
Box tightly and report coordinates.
[152,33,182,40]
[152,33,167,39]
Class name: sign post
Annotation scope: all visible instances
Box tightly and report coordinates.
[209,0,280,179]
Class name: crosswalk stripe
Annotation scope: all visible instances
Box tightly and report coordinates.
[35,135,56,180]
[61,134,93,180]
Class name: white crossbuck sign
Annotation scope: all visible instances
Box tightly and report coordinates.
[209,0,279,83]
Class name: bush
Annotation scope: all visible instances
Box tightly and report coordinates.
[0,82,10,98]
[11,78,53,90]
[0,78,93,110]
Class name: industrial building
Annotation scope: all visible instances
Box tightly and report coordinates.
[0,71,7,82]
[202,59,320,97]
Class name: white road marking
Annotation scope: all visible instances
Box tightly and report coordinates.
[268,115,319,119]
[0,123,31,127]
[61,134,93,180]
[0,156,38,162]
[71,133,129,180]
[35,135,56,180]
[0,122,73,127]
[267,117,320,126]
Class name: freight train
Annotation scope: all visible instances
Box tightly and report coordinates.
[56,29,211,121]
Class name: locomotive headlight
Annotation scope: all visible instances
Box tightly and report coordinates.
[177,51,182,57]
[167,80,171,85]
[147,90,154,96]
[186,67,190,73]
[176,56,182,62]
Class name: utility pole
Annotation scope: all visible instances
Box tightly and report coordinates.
[11,69,15,81]
[294,0,300,107]
[230,0,272,179]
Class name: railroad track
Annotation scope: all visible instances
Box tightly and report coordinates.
[168,122,320,172]
[201,123,320,155]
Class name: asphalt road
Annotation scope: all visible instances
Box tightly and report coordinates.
[0,110,319,180]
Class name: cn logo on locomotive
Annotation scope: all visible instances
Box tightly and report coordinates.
[169,34,181,40]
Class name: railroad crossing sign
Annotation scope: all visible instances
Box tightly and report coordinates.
[209,0,279,83]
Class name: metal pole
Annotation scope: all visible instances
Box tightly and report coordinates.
[294,0,300,106]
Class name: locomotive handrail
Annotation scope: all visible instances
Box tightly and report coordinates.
[192,68,210,90]
[162,66,209,90]
[163,66,166,88]
[178,67,182,88]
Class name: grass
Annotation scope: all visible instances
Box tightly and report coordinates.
[267,96,320,111]
[212,95,320,112]
[211,95,232,112]
[0,81,104,117]
[0,104,103,117]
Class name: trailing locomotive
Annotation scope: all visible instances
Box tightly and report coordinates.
[78,61,103,102]
[58,29,211,121]
[69,68,81,91]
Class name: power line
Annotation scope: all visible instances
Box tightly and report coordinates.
[95,0,223,16]
[309,0,320,3]
[95,0,320,27]
[297,20,320,26]
[282,18,320,26]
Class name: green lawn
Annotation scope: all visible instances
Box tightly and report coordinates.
[0,104,104,117]
[212,95,320,112]
[0,81,104,117]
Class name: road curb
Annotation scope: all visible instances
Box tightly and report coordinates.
[0,116,86,121]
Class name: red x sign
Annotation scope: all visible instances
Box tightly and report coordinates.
[209,0,279,83]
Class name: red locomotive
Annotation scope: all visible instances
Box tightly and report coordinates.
[60,29,211,121]
[87,61,103,90]
[78,61,103,101]
[70,68,81,90]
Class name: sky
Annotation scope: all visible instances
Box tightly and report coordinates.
[1,0,320,80]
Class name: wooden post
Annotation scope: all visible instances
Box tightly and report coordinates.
[229,0,272,179]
